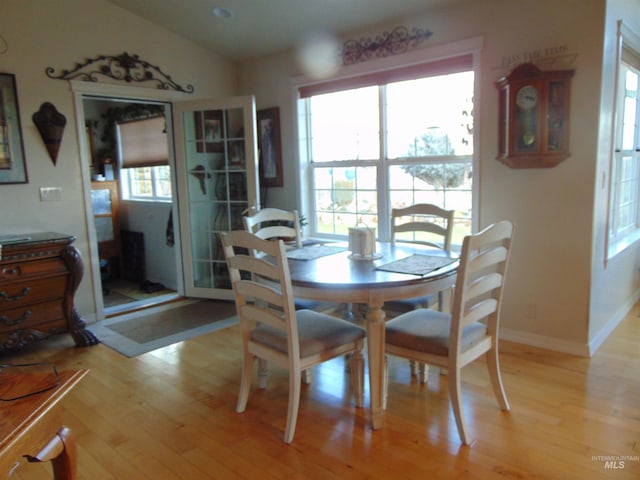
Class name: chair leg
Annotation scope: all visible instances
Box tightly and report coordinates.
[236,351,254,413]
[383,355,389,410]
[349,347,365,407]
[302,368,312,385]
[284,370,302,444]
[418,362,429,384]
[448,365,471,445]
[258,358,269,389]
[487,348,510,411]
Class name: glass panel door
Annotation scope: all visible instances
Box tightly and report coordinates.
[173,96,259,298]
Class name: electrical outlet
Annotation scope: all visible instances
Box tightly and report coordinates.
[39,187,62,202]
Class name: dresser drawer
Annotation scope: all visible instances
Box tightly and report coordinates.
[0,258,67,282]
[0,299,65,331]
[0,276,67,310]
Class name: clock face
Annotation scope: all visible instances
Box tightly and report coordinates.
[516,85,538,110]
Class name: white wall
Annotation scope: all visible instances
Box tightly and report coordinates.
[0,0,236,319]
[120,202,177,290]
[237,0,636,354]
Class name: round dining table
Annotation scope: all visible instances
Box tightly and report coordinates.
[286,241,458,430]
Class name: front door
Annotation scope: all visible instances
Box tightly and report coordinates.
[173,96,259,299]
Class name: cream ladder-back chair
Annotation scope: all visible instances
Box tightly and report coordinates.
[389,203,455,312]
[221,230,366,444]
[384,220,514,445]
[244,208,328,312]
[243,207,303,250]
[388,203,455,381]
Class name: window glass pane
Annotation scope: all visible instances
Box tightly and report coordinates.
[310,87,379,162]
[387,72,474,159]
[154,166,172,198]
[131,167,152,197]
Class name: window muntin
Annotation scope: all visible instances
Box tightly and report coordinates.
[303,70,474,247]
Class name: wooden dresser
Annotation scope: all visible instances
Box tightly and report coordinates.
[0,232,98,352]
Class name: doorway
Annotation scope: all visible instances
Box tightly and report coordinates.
[81,93,182,317]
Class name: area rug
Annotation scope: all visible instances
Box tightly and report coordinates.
[91,299,238,357]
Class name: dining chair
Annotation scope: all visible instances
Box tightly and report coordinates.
[389,203,455,310]
[243,208,331,310]
[221,230,366,444]
[387,203,456,381]
[384,220,514,445]
[243,207,303,249]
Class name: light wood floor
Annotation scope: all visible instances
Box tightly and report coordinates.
[4,303,640,479]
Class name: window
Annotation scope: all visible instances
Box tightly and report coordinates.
[609,23,640,255]
[121,165,172,201]
[298,56,474,247]
[117,116,172,202]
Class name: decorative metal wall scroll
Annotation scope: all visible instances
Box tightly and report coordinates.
[45,52,194,93]
[341,26,433,65]
[32,102,66,165]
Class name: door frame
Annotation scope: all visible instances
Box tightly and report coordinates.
[71,80,187,321]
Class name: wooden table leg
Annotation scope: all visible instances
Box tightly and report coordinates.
[365,300,386,430]
[27,427,77,480]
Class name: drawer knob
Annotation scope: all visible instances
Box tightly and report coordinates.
[1,310,32,326]
[0,287,31,301]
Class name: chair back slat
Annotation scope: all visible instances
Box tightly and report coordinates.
[462,297,498,327]
[235,279,285,310]
[239,303,287,332]
[228,254,280,283]
[464,272,503,304]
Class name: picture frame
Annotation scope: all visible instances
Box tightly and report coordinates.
[257,107,283,187]
[0,73,28,184]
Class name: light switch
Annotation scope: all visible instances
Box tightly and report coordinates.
[40,187,63,202]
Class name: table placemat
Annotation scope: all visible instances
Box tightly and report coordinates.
[286,244,347,261]
[375,254,456,276]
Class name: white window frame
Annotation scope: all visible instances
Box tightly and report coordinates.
[292,37,482,243]
[607,21,640,259]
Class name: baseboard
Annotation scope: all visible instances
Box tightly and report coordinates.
[502,289,640,358]
[587,290,640,356]
[500,328,590,357]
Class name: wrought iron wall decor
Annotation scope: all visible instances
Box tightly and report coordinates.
[341,26,433,65]
[32,102,66,165]
[45,52,194,93]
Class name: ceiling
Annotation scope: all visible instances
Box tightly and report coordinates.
[107,0,459,62]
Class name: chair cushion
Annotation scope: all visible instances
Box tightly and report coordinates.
[385,293,438,312]
[251,309,366,358]
[385,309,487,356]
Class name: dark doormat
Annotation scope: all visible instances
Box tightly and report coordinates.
[91,299,238,357]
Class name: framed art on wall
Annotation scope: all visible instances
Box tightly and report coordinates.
[0,73,28,184]
[257,107,283,187]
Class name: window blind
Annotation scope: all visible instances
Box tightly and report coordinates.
[298,54,473,98]
[117,116,169,168]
